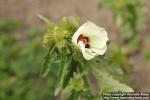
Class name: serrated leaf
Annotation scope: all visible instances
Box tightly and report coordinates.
[93,68,134,92]
[40,44,55,77]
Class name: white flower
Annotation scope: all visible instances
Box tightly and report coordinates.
[72,21,108,60]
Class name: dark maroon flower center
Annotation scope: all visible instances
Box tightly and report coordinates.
[77,34,90,48]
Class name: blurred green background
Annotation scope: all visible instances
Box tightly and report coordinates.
[0,20,57,100]
[0,0,150,100]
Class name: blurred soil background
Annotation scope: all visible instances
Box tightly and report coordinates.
[0,0,150,92]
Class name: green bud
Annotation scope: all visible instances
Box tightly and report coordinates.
[43,33,54,48]
[43,17,79,49]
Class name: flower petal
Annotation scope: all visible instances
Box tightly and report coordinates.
[78,41,85,54]
[82,21,107,37]
[89,35,108,49]
[83,50,96,60]
[72,21,108,45]
[90,45,107,55]
[78,41,96,60]
[72,24,86,45]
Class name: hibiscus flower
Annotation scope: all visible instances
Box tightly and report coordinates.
[72,21,108,60]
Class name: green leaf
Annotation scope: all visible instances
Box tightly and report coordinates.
[40,44,55,77]
[110,46,127,64]
[93,68,134,92]
[62,72,86,94]
[55,49,72,96]
[96,56,124,76]
[58,48,66,78]
[67,90,80,100]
